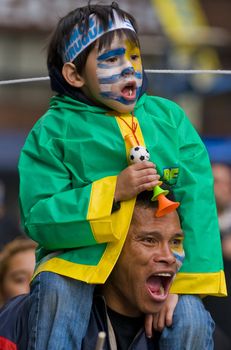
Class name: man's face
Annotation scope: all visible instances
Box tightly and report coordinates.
[103,206,184,317]
[2,249,35,302]
[81,33,143,113]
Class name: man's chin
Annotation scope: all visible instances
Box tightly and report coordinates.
[142,299,167,315]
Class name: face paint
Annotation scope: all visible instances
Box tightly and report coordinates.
[125,40,142,76]
[96,39,143,105]
[170,237,185,272]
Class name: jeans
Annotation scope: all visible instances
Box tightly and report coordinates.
[159,295,215,350]
[27,273,214,350]
[27,272,94,350]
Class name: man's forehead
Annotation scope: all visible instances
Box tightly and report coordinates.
[132,228,184,241]
[131,206,182,233]
[133,203,179,216]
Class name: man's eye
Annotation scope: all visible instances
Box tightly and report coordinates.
[142,237,157,245]
[171,239,183,248]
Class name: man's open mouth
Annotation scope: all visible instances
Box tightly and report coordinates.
[146,273,174,300]
[121,81,137,100]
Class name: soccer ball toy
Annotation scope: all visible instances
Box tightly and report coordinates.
[129,146,150,164]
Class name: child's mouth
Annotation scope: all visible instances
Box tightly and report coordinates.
[121,82,137,100]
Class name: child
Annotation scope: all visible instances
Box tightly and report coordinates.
[18,2,225,349]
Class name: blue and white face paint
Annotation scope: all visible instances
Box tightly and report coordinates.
[96,38,143,106]
[171,238,185,273]
[63,10,135,63]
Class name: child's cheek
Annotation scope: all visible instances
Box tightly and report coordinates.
[125,40,143,75]
[96,65,121,99]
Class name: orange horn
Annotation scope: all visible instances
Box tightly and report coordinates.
[155,194,180,217]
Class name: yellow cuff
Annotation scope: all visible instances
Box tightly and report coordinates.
[88,176,118,242]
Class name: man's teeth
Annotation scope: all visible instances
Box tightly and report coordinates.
[155,273,171,277]
[160,286,165,296]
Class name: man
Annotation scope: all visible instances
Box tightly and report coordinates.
[82,190,213,350]
[81,190,183,349]
[0,191,214,350]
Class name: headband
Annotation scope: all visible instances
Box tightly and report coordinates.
[63,10,136,63]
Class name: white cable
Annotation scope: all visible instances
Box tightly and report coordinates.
[0,76,50,86]
[145,69,231,75]
[0,69,231,86]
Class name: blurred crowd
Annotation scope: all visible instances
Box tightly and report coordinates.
[0,160,231,348]
[204,161,231,350]
[0,180,23,251]
[0,180,37,308]
[212,163,231,258]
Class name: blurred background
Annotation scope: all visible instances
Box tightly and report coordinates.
[0,0,231,348]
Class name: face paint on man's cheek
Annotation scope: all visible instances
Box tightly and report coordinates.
[172,249,185,272]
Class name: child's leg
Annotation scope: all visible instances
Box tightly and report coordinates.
[27,271,94,350]
[159,295,215,350]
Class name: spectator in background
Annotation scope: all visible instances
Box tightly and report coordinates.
[0,180,24,251]
[212,163,231,259]
[204,162,231,350]
[0,237,36,307]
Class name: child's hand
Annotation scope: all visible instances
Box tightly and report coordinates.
[144,294,179,337]
[114,161,160,202]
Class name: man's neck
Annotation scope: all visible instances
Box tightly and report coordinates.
[107,306,144,350]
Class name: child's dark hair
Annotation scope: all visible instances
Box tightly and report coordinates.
[47,2,139,75]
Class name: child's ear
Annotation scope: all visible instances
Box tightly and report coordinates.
[62,62,85,88]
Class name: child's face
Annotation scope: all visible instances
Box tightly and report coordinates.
[81,33,143,113]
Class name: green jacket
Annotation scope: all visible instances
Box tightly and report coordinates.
[18,93,226,295]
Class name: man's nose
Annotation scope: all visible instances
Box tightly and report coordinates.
[121,66,135,77]
[154,244,176,265]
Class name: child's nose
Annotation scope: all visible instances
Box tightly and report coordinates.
[121,66,135,77]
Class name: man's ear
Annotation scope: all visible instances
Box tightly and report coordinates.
[62,62,85,88]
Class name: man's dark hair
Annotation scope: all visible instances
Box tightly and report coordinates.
[47,1,139,75]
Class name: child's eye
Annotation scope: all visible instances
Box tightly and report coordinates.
[106,57,118,63]
[131,54,140,61]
